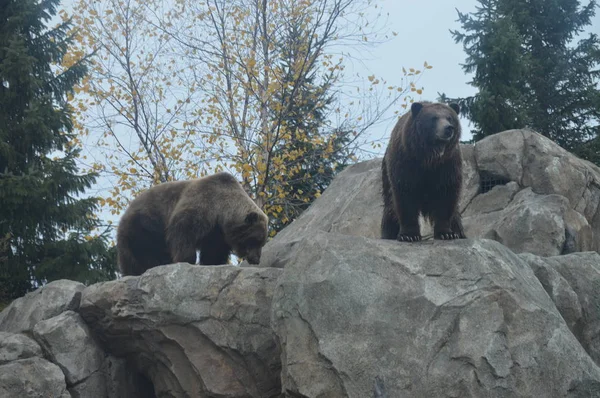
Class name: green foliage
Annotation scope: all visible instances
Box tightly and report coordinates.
[267,21,354,232]
[0,0,116,303]
[442,0,600,157]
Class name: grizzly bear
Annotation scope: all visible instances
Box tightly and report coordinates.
[381,101,466,242]
[116,172,269,276]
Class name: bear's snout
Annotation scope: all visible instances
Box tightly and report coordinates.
[437,125,455,141]
[246,253,261,264]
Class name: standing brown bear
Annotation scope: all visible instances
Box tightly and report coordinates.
[381,101,466,242]
[116,172,269,276]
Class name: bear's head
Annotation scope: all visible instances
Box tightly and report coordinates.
[225,210,269,265]
[407,101,461,162]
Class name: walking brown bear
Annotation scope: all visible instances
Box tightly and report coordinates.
[116,172,269,276]
[381,101,466,242]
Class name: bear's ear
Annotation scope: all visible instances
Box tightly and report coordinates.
[411,102,423,116]
[449,103,460,115]
[245,211,260,224]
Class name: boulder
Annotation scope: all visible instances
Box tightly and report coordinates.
[78,263,282,398]
[33,310,106,391]
[464,188,593,256]
[520,251,600,367]
[271,232,600,397]
[0,279,85,334]
[0,332,42,365]
[0,357,70,398]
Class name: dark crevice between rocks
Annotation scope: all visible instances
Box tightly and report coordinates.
[373,376,388,398]
[562,226,578,255]
[129,370,157,398]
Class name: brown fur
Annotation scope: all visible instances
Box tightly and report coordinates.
[116,172,268,276]
[381,101,466,242]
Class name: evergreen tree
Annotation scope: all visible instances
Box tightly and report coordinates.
[0,0,116,305]
[269,23,353,232]
[442,0,600,156]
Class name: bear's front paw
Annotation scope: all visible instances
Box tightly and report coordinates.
[397,234,422,242]
[436,232,461,240]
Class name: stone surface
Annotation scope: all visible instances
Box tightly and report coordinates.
[458,144,480,213]
[33,310,106,386]
[463,181,520,217]
[259,158,384,268]
[0,332,42,365]
[271,231,600,397]
[0,279,85,334]
[474,129,526,183]
[520,251,600,367]
[0,357,70,398]
[463,188,593,256]
[79,263,282,398]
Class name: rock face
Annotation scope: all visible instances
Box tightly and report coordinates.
[2,129,600,397]
[0,332,42,364]
[33,310,109,396]
[0,265,282,398]
[79,263,282,398]
[465,129,600,255]
[0,279,85,333]
[520,252,600,366]
[0,357,71,398]
[261,130,600,265]
[271,232,600,397]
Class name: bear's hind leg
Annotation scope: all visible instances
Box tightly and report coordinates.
[166,211,207,265]
[432,204,461,240]
[451,213,466,239]
[117,212,166,276]
[199,227,231,265]
[117,240,146,276]
[381,209,400,240]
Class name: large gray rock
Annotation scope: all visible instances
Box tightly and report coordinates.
[271,232,600,397]
[520,251,600,367]
[0,332,42,365]
[0,279,85,334]
[260,129,600,264]
[79,263,282,398]
[0,357,70,398]
[33,310,106,387]
[259,158,384,268]
[464,188,593,256]
[475,130,600,240]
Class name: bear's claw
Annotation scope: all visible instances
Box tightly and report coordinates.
[437,232,460,240]
[397,234,422,242]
